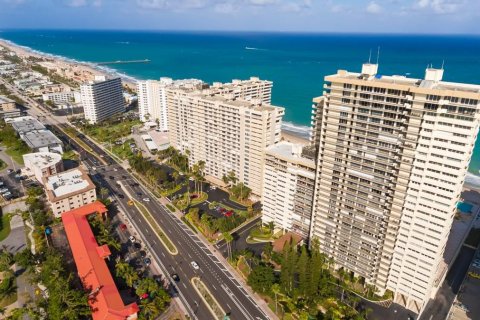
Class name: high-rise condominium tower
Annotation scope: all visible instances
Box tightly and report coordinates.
[137,78,204,130]
[310,63,480,313]
[81,76,124,124]
[167,77,282,196]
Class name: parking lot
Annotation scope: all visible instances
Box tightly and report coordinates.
[168,179,248,218]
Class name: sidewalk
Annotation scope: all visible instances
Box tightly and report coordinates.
[159,196,278,320]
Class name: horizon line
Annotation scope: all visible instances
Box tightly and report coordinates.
[1,28,479,37]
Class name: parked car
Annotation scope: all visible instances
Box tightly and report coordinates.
[143,258,151,266]
[129,236,136,243]
[2,192,12,197]
[0,188,8,193]
[119,223,127,231]
[224,211,233,217]
[143,198,150,202]
[6,169,13,174]
[190,261,199,270]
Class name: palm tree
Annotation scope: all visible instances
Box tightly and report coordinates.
[172,171,179,182]
[140,298,160,319]
[197,160,205,194]
[123,267,139,288]
[271,283,281,314]
[223,232,233,261]
[99,187,109,200]
[115,261,131,278]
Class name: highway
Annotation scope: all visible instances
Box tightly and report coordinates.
[0,76,271,320]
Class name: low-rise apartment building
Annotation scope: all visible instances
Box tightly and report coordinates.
[44,167,97,217]
[23,152,64,184]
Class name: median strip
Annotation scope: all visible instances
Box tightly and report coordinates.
[118,182,178,255]
[191,277,226,320]
[132,199,178,255]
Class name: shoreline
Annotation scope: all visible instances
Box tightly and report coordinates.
[2,36,480,187]
[0,38,137,90]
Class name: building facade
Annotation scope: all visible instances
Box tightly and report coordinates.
[167,78,283,196]
[137,78,203,130]
[44,167,97,217]
[310,63,480,313]
[81,76,124,124]
[261,141,316,238]
[23,152,64,184]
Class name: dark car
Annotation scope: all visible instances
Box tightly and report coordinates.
[143,258,151,266]
[139,250,147,258]
[109,176,114,180]
[171,273,180,282]
[118,194,124,199]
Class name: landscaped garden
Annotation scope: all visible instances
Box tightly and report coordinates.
[0,121,31,165]
[234,239,390,320]
[78,117,141,143]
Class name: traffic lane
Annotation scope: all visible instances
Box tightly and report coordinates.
[65,132,264,319]
[122,182,265,320]
[90,169,212,319]
[112,188,213,320]
[128,184,267,320]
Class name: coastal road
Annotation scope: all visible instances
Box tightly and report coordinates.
[62,130,270,320]
[17,107,270,318]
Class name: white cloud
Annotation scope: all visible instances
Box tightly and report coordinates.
[413,0,464,14]
[281,0,312,12]
[214,2,237,13]
[136,0,169,9]
[248,0,276,5]
[366,1,382,14]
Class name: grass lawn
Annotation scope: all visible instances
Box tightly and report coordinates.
[0,292,17,308]
[0,159,6,171]
[0,214,11,241]
[190,192,208,206]
[61,150,79,161]
[82,118,141,143]
[165,204,176,212]
[111,140,134,160]
[249,226,273,240]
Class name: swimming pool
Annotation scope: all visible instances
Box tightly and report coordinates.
[457,201,474,213]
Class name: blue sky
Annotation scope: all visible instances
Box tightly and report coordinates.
[0,0,479,34]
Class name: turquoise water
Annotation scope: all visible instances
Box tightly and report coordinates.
[1,30,480,178]
[457,202,473,213]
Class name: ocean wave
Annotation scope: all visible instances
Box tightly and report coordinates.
[115,41,130,45]
[281,121,311,138]
[0,38,140,84]
[465,172,480,188]
[245,46,266,51]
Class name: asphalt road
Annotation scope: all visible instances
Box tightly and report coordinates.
[4,78,271,320]
[42,122,269,319]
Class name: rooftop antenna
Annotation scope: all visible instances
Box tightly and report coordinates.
[376,46,380,65]
[368,49,372,63]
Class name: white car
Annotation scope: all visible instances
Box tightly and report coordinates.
[190,261,199,270]
[129,236,136,243]
[143,198,150,202]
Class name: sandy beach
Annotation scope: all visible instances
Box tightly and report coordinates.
[281,129,310,145]
[0,38,137,90]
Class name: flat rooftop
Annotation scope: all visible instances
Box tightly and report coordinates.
[199,93,282,112]
[45,168,95,201]
[23,152,62,169]
[266,141,316,169]
[21,129,62,149]
[8,116,45,133]
[327,64,480,96]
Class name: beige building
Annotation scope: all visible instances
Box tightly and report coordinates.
[167,78,283,196]
[137,78,203,130]
[44,167,97,217]
[81,76,124,124]
[261,141,316,238]
[23,152,63,184]
[0,96,22,119]
[310,63,480,314]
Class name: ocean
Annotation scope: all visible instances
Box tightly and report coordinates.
[1,30,480,181]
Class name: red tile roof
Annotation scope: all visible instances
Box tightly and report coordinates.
[62,201,139,320]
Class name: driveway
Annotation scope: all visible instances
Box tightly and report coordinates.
[0,215,27,254]
[0,214,27,254]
